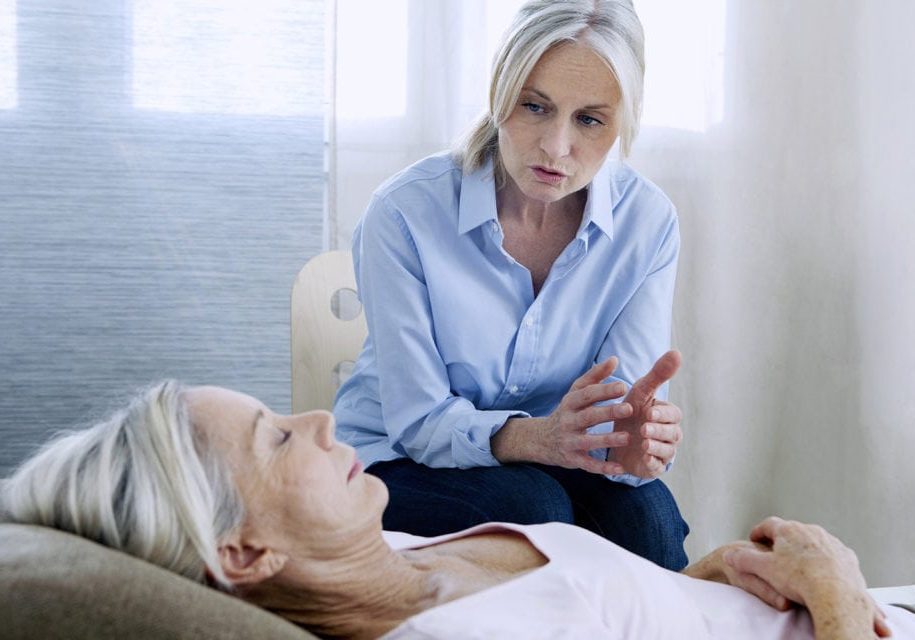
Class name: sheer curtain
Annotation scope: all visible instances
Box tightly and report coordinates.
[0,0,326,473]
[333,0,915,585]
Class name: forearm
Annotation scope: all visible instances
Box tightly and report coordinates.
[491,416,547,464]
[805,582,875,640]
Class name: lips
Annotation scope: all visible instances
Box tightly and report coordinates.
[531,165,566,185]
[347,459,363,482]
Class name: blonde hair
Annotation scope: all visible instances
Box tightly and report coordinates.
[457,0,645,181]
[0,381,243,588]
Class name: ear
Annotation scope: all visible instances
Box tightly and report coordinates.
[217,540,289,586]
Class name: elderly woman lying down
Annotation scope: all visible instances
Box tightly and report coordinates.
[1,382,910,639]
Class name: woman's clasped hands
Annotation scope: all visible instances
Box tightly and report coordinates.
[721,516,892,638]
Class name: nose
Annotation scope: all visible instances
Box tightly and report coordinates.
[539,117,572,160]
[291,410,336,450]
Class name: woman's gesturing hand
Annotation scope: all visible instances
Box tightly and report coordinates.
[491,356,634,474]
[607,350,683,478]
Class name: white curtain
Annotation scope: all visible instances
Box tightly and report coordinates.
[334,0,915,585]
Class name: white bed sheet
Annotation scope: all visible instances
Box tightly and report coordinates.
[871,584,915,608]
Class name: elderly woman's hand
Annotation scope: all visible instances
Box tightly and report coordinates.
[607,350,683,479]
[684,540,792,610]
[723,517,892,638]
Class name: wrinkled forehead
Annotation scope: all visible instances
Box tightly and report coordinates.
[526,41,620,97]
[184,386,260,442]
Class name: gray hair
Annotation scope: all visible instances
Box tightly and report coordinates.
[457,0,645,181]
[0,381,244,589]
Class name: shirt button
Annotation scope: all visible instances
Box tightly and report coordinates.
[524,317,534,327]
[509,385,519,394]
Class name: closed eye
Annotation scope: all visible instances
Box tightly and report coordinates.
[278,428,291,444]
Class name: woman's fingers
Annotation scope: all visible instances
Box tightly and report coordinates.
[870,597,892,638]
[550,433,630,475]
[641,421,682,444]
[595,431,630,449]
[572,452,626,476]
[642,440,676,460]
[723,546,772,580]
[571,403,633,428]
[570,356,619,391]
[874,611,893,638]
[568,432,629,453]
[647,401,682,424]
[748,516,785,545]
[624,350,681,407]
[640,454,666,476]
[565,380,629,411]
[732,572,790,611]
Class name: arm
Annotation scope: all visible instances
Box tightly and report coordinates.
[354,195,520,468]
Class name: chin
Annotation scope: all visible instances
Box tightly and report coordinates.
[368,472,386,491]
[366,473,389,505]
[520,183,571,204]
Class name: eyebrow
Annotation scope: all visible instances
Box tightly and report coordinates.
[522,87,613,111]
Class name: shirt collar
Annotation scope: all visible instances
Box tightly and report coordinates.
[458,156,499,235]
[581,157,615,241]
[457,155,617,239]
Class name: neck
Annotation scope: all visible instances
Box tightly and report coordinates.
[243,529,449,640]
[496,179,587,230]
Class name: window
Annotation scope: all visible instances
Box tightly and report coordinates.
[336,0,407,119]
[636,0,726,132]
[133,0,322,116]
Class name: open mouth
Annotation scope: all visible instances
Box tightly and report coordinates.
[531,166,566,185]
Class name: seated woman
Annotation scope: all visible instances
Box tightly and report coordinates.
[1,382,907,639]
[334,0,691,570]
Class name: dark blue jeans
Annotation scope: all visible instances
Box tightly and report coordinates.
[368,458,690,571]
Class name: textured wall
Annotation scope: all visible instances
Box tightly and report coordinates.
[0,0,326,473]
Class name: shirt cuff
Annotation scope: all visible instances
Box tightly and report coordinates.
[451,409,530,469]
[604,457,673,485]
[604,471,659,487]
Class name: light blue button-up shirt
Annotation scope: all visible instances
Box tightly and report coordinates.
[333,152,679,486]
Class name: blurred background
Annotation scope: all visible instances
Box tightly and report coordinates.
[2,0,913,585]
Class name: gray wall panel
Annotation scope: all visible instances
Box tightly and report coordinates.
[0,0,326,473]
